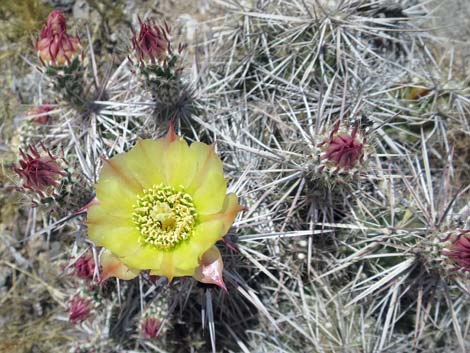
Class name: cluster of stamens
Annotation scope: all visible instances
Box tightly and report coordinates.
[132,184,197,250]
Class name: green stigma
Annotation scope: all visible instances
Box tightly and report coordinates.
[132,184,197,250]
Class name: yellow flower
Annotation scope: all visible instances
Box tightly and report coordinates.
[87,127,241,280]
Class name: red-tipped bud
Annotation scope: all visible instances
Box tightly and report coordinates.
[67,295,92,324]
[320,123,365,171]
[43,10,67,36]
[72,252,97,281]
[27,104,53,124]
[13,145,66,196]
[132,19,171,64]
[36,10,81,66]
[443,230,470,271]
[141,317,161,339]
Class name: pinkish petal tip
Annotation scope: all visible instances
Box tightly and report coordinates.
[221,238,238,252]
[194,246,227,291]
[166,121,177,142]
[74,197,100,215]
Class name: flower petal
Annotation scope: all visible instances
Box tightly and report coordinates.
[192,169,227,215]
[120,246,163,270]
[101,157,143,193]
[186,143,224,193]
[219,193,242,233]
[173,219,224,271]
[122,139,168,188]
[88,221,141,258]
[87,204,132,227]
[94,178,136,217]
[149,266,193,278]
[200,193,241,234]
[100,249,140,281]
[158,253,176,281]
[193,246,226,290]
[163,138,197,189]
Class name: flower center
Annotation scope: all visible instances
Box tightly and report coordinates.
[132,184,197,250]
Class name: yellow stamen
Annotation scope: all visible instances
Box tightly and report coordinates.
[132,184,197,250]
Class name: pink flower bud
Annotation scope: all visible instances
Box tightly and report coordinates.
[141,317,161,339]
[132,18,171,64]
[36,10,81,66]
[193,246,227,291]
[28,104,53,124]
[67,295,92,324]
[13,145,66,197]
[73,252,97,281]
[443,230,470,271]
[43,10,67,36]
[320,122,365,171]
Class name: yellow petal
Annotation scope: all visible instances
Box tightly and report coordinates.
[101,157,143,193]
[120,246,163,270]
[200,193,242,234]
[100,249,140,281]
[173,219,224,271]
[149,266,194,278]
[163,138,197,189]
[94,177,136,217]
[192,169,227,215]
[219,193,242,233]
[125,139,168,187]
[186,143,225,192]
[86,204,132,227]
[159,253,176,281]
[88,222,141,258]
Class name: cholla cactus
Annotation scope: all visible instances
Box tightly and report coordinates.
[35,10,93,113]
[5,1,470,352]
[53,162,95,217]
[130,18,197,123]
[71,251,99,282]
[12,143,93,214]
[13,144,66,201]
[319,121,366,173]
[141,317,161,339]
[132,19,171,65]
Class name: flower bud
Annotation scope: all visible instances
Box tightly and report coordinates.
[132,18,171,65]
[27,104,53,124]
[43,10,67,36]
[193,246,227,291]
[141,317,162,339]
[72,252,97,281]
[443,230,470,271]
[67,295,93,324]
[319,121,365,172]
[13,144,66,197]
[36,10,81,66]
